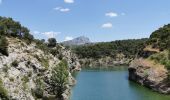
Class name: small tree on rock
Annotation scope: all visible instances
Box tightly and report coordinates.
[47,38,57,48]
[51,60,69,99]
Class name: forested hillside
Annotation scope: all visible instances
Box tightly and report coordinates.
[73,39,148,59]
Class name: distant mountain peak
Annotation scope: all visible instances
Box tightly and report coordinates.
[62,36,91,46]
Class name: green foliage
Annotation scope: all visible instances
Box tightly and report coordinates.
[11,60,19,67]
[150,53,165,63]
[73,39,147,59]
[0,35,8,56]
[32,78,44,99]
[34,54,49,69]
[165,61,170,70]
[149,51,170,70]
[9,77,14,82]
[0,17,34,42]
[149,24,170,50]
[50,60,69,98]
[168,49,170,60]
[48,38,57,48]
[50,48,59,56]
[0,78,9,99]
[34,39,49,54]
[58,53,63,60]
[21,75,29,83]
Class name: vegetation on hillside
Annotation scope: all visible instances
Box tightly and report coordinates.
[73,39,148,59]
[50,60,69,99]
[0,16,72,99]
[0,16,63,57]
[143,24,170,70]
[0,35,8,56]
[148,24,170,50]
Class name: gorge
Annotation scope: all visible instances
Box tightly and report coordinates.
[0,16,170,100]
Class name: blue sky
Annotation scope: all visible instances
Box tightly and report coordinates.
[0,0,170,42]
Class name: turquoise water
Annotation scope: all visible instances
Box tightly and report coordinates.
[71,67,170,100]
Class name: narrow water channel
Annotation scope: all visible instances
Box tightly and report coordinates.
[71,67,170,100]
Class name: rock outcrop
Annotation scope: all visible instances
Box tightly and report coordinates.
[129,59,170,94]
[0,37,80,100]
[79,57,131,68]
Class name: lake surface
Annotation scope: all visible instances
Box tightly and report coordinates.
[71,67,170,100]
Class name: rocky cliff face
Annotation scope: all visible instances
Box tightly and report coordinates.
[0,37,80,100]
[129,59,170,94]
[80,56,131,68]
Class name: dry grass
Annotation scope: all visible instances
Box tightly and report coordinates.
[131,58,168,82]
[131,58,163,68]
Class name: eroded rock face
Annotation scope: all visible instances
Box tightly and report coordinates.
[79,57,131,68]
[129,59,170,94]
[0,38,80,100]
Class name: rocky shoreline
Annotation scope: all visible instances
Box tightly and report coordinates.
[79,57,131,68]
[128,59,170,94]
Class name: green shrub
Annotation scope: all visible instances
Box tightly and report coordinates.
[21,75,29,83]
[11,60,19,67]
[9,77,14,82]
[34,55,49,69]
[0,78,9,99]
[50,48,59,56]
[22,82,28,91]
[32,78,44,99]
[40,58,49,69]
[28,71,32,77]
[149,53,166,63]
[168,49,170,60]
[47,38,56,48]
[50,60,69,98]
[0,35,8,56]
[58,53,63,60]
[165,61,170,70]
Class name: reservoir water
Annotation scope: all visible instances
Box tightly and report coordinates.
[71,67,170,100]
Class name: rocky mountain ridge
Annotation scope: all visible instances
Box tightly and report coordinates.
[62,36,91,46]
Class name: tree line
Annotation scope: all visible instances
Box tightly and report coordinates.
[73,38,148,59]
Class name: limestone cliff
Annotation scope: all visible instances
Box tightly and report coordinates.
[79,54,131,68]
[129,59,170,94]
[0,37,80,100]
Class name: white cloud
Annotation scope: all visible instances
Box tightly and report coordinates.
[64,36,73,41]
[64,0,74,3]
[105,12,118,17]
[60,8,70,12]
[32,31,60,38]
[54,7,61,10]
[42,31,61,38]
[54,7,70,12]
[102,23,113,28]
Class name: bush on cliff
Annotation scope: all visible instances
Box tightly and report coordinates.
[0,17,34,42]
[0,78,9,99]
[0,35,8,56]
[50,60,69,98]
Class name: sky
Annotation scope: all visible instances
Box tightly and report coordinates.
[0,0,170,42]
